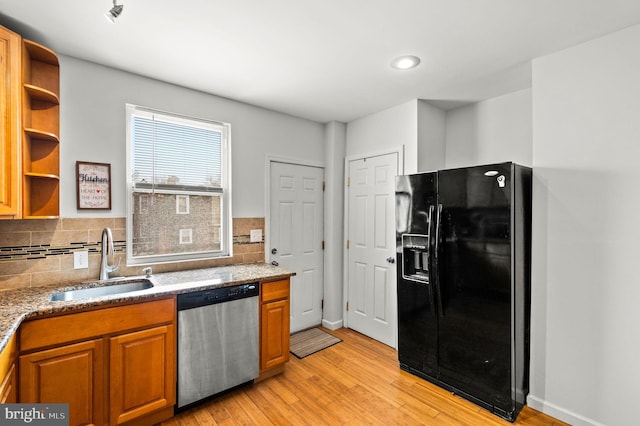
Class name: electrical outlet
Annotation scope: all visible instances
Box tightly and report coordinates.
[250,229,263,243]
[74,251,89,269]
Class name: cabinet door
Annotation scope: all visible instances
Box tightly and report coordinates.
[0,363,17,403]
[19,339,104,426]
[261,298,290,370]
[109,324,175,425]
[0,26,21,218]
[0,332,17,403]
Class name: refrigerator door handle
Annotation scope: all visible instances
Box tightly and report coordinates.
[434,204,441,256]
[426,204,434,283]
[434,203,444,316]
[426,205,434,253]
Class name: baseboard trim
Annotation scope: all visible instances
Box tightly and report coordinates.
[321,318,343,330]
[527,395,605,426]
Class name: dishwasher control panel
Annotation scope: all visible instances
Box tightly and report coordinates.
[177,283,259,311]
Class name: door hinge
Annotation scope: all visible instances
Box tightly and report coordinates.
[321,299,324,310]
[322,240,325,250]
[347,177,350,187]
[322,181,326,191]
[346,240,350,249]
[346,301,349,311]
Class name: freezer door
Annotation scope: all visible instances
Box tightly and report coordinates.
[435,163,514,413]
[396,172,438,376]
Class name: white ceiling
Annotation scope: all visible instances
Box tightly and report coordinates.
[2,0,640,123]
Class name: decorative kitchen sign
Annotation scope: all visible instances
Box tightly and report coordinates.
[76,161,112,210]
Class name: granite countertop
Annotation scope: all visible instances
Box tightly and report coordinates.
[0,263,293,354]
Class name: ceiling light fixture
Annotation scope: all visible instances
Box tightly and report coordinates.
[390,55,421,70]
[105,0,124,23]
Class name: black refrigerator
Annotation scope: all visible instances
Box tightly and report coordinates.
[395,162,531,422]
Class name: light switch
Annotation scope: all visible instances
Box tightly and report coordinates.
[250,229,263,243]
[74,251,89,269]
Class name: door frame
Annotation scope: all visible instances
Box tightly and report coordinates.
[342,146,404,336]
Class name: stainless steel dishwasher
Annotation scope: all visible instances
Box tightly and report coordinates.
[176,283,259,410]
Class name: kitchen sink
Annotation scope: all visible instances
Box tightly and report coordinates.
[49,278,154,302]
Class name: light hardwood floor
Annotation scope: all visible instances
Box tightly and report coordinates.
[163,328,567,425]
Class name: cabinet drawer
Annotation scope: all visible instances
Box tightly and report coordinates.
[261,279,289,303]
[20,297,175,352]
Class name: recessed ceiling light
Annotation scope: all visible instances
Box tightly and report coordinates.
[390,55,421,70]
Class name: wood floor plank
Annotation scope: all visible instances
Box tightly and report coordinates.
[204,396,235,425]
[244,384,295,426]
[264,376,300,406]
[225,390,274,426]
[172,410,207,426]
[263,376,341,426]
[192,408,218,425]
[345,383,423,425]
[163,328,568,426]
[274,373,349,418]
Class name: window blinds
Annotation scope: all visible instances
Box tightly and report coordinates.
[131,112,223,191]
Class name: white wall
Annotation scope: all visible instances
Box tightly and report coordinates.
[346,99,418,174]
[417,100,446,172]
[529,24,640,426]
[59,55,325,218]
[445,89,532,168]
[323,121,346,329]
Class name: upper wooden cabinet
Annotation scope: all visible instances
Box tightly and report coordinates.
[0,26,21,218]
[0,24,60,220]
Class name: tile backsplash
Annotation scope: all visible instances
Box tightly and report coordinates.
[0,217,265,291]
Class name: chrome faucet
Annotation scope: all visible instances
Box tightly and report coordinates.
[100,227,121,280]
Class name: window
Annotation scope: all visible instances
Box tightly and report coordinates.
[126,104,231,265]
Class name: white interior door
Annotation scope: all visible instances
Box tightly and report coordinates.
[269,161,324,333]
[346,152,398,347]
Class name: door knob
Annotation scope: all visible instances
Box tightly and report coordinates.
[271,261,279,267]
[271,248,278,255]
[386,257,395,264]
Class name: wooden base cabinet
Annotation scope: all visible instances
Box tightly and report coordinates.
[0,333,18,403]
[0,364,17,403]
[259,279,290,378]
[19,298,176,426]
[110,325,175,425]
[20,339,104,425]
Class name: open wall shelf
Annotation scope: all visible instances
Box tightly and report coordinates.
[23,175,60,219]
[22,39,60,219]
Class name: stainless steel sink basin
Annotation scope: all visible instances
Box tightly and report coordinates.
[49,278,154,302]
